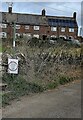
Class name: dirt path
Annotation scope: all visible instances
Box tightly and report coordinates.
[2,80,81,118]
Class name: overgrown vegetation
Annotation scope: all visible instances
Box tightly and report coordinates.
[2,74,44,106]
[2,37,82,106]
[59,76,74,85]
[0,42,2,52]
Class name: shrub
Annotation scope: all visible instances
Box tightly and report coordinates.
[2,93,12,106]
[27,83,44,93]
[3,74,44,94]
[2,73,44,106]
[46,81,58,89]
[59,76,73,85]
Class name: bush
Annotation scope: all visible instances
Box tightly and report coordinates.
[3,74,44,94]
[2,93,12,106]
[59,76,73,85]
[46,81,58,89]
[27,83,44,93]
[2,74,29,96]
[29,37,40,46]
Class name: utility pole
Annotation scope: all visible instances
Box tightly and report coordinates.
[13,22,16,48]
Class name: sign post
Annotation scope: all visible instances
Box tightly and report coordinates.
[13,22,16,48]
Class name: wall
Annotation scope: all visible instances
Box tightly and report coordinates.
[0,24,78,39]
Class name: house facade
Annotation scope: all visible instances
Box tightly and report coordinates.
[0,7,78,40]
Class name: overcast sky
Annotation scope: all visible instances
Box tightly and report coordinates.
[0,2,82,36]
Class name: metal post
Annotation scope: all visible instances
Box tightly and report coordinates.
[13,22,16,48]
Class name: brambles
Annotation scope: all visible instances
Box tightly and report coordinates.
[2,37,81,106]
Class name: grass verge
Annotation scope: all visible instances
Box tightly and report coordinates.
[2,74,44,106]
[2,74,76,107]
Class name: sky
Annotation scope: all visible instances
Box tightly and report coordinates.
[0,1,83,36]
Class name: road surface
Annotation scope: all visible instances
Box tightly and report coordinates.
[2,80,81,118]
[0,53,2,120]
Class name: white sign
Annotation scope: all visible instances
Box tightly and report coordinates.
[8,58,18,74]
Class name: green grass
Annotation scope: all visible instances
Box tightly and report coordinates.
[46,81,58,90]
[2,74,44,106]
[59,76,74,85]
[2,73,76,107]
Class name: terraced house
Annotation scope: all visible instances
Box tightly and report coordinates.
[0,5,78,40]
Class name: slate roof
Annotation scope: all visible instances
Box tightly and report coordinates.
[17,14,48,25]
[1,12,78,28]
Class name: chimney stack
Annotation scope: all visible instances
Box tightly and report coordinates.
[73,12,76,20]
[8,7,12,13]
[42,9,46,16]
[7,2,13,14]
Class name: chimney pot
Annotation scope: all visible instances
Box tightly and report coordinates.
[42,9,46,16]
[8,7,12,13]
[73,12,76,19]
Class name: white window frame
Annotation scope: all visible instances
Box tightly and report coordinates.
[25,25,29,30]
[34,26,39,30]
[16,25,20,29]
[23,33,31,37]
[33,34,39,38]
[51,35,57,38]
[0,23,7,28]
[69,28,74,32]
[51,27,57,31]
[61,27,65,32]
[15,33,20,38]
[0,32,7,38]
[59,35,66,39]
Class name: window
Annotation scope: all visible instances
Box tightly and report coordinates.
[0,24,7,28]
[0,32,7,38]
[15,33,20,38]
[61,27,65,32]
[69,28,74,32]
[33,34,39,38]
[59,35,66,39]
[51,35,57,38]
[51,27,57,31]
[16,25,20,29]
[34,26,39,30]
[23,33,31,37]
[68,36,73,39]
[25,25,29,29]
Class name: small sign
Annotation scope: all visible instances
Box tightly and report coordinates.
[8,58,18,74]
